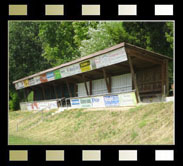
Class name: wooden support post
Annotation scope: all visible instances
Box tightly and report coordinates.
[53,84,58,99]
[165,59,169,96]
[82,75,89,96]
[127,54,141,103]
[108,76,111,93]
[61,85,64,98]
[66,80,72,97]
[23,89,27,102]
[102,68,111,93]
[74,84,77,97]
[89,80,92,95]
[41,85,46,100]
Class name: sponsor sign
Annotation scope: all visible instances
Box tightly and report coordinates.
[48,101,58,109]
[26,103,33,111]
[46,72,55,81]
[15,81,24,89]
[34,76,41,85]
[104,95,120,107]
[23,79,29,87]
[71,99,81,108]
[95,47,127,69]
[54,69,61,79]
[40,73,48,83]
[80,98,92,108]
[80,60,91,72]
[92,96,105,107]
[22,101,59,111]
[20,102,27,110]
[60,63,81,78]
[119,92,137,106]
[28,78,35,86]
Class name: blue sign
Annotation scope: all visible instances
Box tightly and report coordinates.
[104,95,119,107]
[71,99,80,105]
[46,72,55,80]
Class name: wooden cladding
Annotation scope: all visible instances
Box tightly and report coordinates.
[136,65,167,94]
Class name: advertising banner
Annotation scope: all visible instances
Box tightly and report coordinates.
[23,79,29,87]
[48,101,58,109]
[54,69,61,79]
[95,47,127,69]
[92,96,105,107]
[80,98,92,108]
[15,81,24,89]
[104,95,120,107]
[28,78,35,86]
[71,99,81,108]
[46,72,55,81]
[80,60,91,72]
[34,76,41,85]
[26,103,33,111]
[40,73,48,83]
[119,92,137,106]
[60,63,81,78]
[20,103,27,110]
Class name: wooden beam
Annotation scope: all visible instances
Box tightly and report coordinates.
[82,75,89,95]
[102,68,111,93]
[66,80,72,97]
[127,53,141,103]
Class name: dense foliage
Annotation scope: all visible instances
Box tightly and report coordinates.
[9,21,174,110]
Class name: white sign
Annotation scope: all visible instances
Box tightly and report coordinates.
[48,101,58,109]
[34,76,41,85]
[28,78,35,86]
[60,63,81,78]
[95,47,127,69]
[15,81,24,89]
[92,96,105,107]
[119,92,137,106]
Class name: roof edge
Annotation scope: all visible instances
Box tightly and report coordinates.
[13,42,125,84]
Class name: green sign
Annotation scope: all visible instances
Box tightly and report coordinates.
[80,98,92,108]
[54,70,61,79]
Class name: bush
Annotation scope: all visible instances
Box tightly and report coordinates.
[9,92,20,111]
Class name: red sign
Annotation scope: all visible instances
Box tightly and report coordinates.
[40,73,48,83]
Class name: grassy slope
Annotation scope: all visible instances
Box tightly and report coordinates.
[9,102,174,145]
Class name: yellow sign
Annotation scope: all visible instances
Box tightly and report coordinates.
[23,80,29,87]
[80,60,91,72]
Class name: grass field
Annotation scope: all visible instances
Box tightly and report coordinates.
[9,102,174,145]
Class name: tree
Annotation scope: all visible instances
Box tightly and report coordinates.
[9,22,51,110]
[39,22,80,66]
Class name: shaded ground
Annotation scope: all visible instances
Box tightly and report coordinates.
[9,102,174,145]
